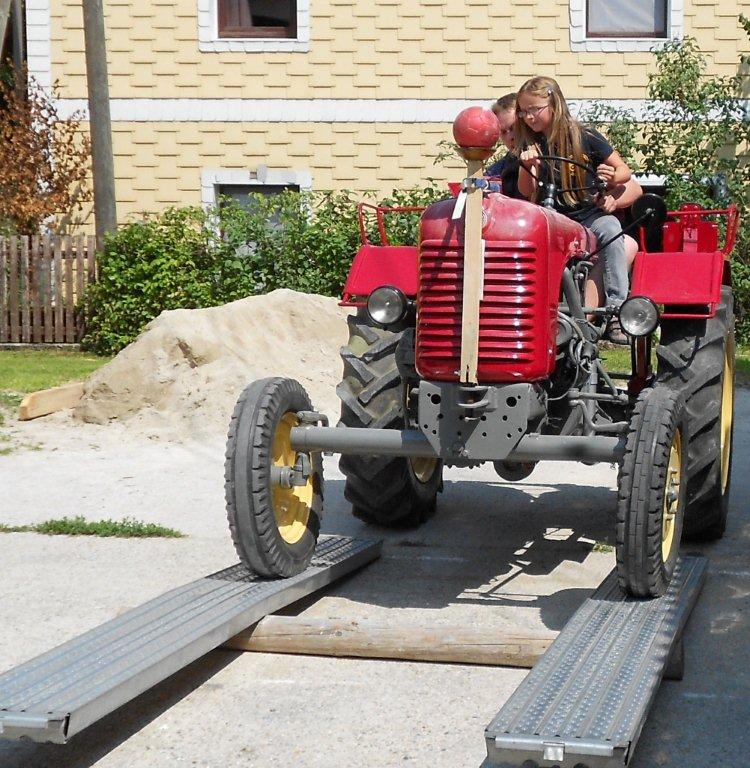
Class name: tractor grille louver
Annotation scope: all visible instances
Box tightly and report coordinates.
[417,245,538,380]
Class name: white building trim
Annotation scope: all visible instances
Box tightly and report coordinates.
[25,0,52,89]
[201,167,313,208]
[569,0,684,52]
[197,0,310,53]
[57,98,706,123]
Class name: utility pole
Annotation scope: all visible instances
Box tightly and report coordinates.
[11,0,24,95]
[0,0,12,54]
[82,0,117,243]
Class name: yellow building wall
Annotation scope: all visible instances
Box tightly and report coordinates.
[106,121,461,220]
[50,1,750,220]
[52,1,750,100]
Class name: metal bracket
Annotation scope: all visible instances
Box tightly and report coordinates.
[270,453,312,488]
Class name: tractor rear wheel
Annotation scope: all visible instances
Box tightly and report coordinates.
[225,377,323,578]
[617,387,687,597]
[656,286,735,539]
[337,311,442,527]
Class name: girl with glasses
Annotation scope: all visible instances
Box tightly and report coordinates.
[514,76,633,343]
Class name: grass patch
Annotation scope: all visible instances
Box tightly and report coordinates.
[598,345,632,373]
[600,344,750,387]
[737,346,750,386]
[0,516,184,538]
[0,349,110,394]
[593,541,615,553]
[0,391,22,408]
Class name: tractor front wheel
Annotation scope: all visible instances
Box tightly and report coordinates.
[616,387,687,597]
[337,312,442,527]
[656,286,735,539]
[225,377,323,578]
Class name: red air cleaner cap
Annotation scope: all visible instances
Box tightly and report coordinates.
[452,107,501,149]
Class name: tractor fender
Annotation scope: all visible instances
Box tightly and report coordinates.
[630,249,727,318]
[340,244,418,306]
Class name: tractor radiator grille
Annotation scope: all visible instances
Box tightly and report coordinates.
[416,245,539,381]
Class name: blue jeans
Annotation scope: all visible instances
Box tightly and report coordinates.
[579,209,628,307]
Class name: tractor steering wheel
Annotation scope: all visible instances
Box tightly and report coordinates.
[519,153,608,203]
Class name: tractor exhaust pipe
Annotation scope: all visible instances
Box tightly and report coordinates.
[290,427,625,464]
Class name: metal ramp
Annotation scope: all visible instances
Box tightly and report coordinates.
[484,555,707,768]
[0,535,380,744]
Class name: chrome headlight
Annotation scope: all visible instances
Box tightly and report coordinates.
[619,296,659,337]
[366,286,407,326]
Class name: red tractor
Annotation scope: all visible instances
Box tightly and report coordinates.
[224,109,737,598]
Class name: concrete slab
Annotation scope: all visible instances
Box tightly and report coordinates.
[0,390,747,767]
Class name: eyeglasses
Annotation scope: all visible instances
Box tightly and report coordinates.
[517,104,549,119]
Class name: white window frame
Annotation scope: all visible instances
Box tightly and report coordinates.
[569,0,683,52]
[201,167,313,209]
[198,0,310,53]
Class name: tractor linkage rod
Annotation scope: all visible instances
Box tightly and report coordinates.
[289,427,626,464]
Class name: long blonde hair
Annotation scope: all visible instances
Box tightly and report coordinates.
[514,76,588,207]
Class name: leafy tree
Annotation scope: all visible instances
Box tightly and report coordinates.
[578,24,750,339]
[0,69,91,234]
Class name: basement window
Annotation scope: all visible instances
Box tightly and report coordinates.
[201,169,312,209]
[217,184,299,209]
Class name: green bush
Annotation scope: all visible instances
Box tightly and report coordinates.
[82,185,447,355]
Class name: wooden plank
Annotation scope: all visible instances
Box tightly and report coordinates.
[19,382,85,421]
[53,235,63,343]
[43,235,53,343]
[20,236,30,343]
[30,235,42,343]
[224,615,555,669]
[8,235,19,343]
[75,234,85,341]
[0,238,7,343]
[87,235,97,283]
[75,233,85,301]
[459,159,485,384]
[64,235,75,342]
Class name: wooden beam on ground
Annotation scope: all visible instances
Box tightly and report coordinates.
[224,615,555,669]
[19,382,85,421]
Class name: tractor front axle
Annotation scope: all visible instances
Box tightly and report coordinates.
[290,426,625,464]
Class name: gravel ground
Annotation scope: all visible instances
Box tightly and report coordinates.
[0,391,747,768]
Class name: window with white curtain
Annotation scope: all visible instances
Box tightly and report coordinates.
[586,0,668,38]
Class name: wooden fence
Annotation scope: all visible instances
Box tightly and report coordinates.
[0,235,97,344]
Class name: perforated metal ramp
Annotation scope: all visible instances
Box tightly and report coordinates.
[484,555,707,768]
[0,535,380,744]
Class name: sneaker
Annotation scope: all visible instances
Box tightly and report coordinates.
[606,318,629,345]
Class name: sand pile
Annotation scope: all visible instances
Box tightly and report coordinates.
[75,289,352,439]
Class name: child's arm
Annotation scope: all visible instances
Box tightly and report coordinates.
[517,147,541,201]
[597,178,643,213]
[596,150,631,187]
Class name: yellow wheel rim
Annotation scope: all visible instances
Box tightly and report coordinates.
[720,340,734,493]
[271,413,313,545]
[662,428,682,563]
[409,456,439,484]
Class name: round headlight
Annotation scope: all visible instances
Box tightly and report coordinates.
[366,286,407,326]
[619,296,659,337]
